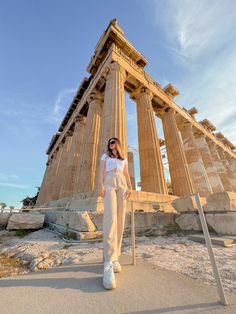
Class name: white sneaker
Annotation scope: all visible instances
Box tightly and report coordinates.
[103,261,116,289]
[112,260,122,273]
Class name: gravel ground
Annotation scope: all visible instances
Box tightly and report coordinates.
[0,228,235,294]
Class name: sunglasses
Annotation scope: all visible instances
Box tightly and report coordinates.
[109,139,116,145]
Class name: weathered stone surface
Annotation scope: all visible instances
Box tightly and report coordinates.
[161,108,194,196]
[175,213,202,231]
[131,212,158,229]
[156,212,177,226]
[0,213,11,228]
[69,212,96,231]
[188,234,234,247]
[172,196,206,213]
[88,212,103,230]
[203,191,236,212]
[206,213,236,235]
[78,231,103,240]
[56,211,96,232]
[6,213,45,230]
[135,87,168,194]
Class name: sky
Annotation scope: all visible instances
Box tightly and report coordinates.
[1,0,236,208]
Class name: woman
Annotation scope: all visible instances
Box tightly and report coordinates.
[98,137,132,290]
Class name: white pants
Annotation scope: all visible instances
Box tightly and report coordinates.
[102,169,128,263]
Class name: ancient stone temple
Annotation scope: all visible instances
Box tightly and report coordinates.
[35,19,236,217]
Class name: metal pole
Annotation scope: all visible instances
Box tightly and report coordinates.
[194,192,228,305]
[131,200,136,265]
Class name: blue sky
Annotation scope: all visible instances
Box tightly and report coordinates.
[1,0,236,208]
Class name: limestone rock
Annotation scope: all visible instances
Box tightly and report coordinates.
[206,213,236,235]
[68,211,96,232]
[0,213,11,228]
[131,212,158,229]
[203,191,236,212]
[172,196,206,213]
[78,230,103,240]
[175,213,202,231]
[88,212,103,230]
[6,213,45,230]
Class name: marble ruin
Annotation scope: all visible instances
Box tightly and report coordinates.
[35,19,236,219]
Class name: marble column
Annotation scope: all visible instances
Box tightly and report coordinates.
[179,122,212,197]
[194,131,224,193]
[216,147,236,191]
[207,140,232,191]
[161,108,194,196]
[99,61,127,156]
[51,131,73,200]
[226,155,236,174]
[35,157,51,205]
[59,114,86,198]
[44,149,60,203]
[135,87,168,194]
[74,91,103,194]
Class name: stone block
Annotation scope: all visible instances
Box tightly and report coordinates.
[0,213,11,228]
[188,234,234,247]
[203,191,236,212]
[172,195,206,213]
[156,212,176,226]
[206,213,236,235]
[69,211,96,232]
[6,213,45,230]
[78,231,103,240]
[175,213,202,231]
[132,212,158,229]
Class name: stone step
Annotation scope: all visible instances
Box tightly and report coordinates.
[188,234,235,247]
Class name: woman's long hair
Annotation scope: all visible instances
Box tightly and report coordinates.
[105,137,126,160]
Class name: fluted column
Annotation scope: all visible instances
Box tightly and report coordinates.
[179,122,212,197]
[59,114,86,198]
[99,61,127,156]
[226,155,236,174]
[135,87,168,194]
[51,131,73,200]
[194,132,224,193]
[161,108,194,196]
[207,140,232,191]
[74,91,103,193]
[35,158,51,205]
[44,148,60,203]
[216,147,236,191]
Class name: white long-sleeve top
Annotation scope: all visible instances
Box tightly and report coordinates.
[101,152,128,172]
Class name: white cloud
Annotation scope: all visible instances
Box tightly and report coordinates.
[150,0,236,144]
[0,173,18,180]
[0,182,30,189]
[152,0,236,65]
[46,88,77,123]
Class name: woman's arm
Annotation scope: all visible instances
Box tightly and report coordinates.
[123,163,132,190]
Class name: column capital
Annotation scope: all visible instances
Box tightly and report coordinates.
[193,126,206,139]
[178,119,192,130]
[86,90,103,104]
[131,86,153,101]
[74,113,86,124]
[206,138,216,147]
[65,130,73,138]
[158,106,175,118]
[106,61,127,81]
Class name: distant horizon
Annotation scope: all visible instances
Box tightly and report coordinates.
[1,0,236,208]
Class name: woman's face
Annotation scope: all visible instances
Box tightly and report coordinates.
[109,139,117,149]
